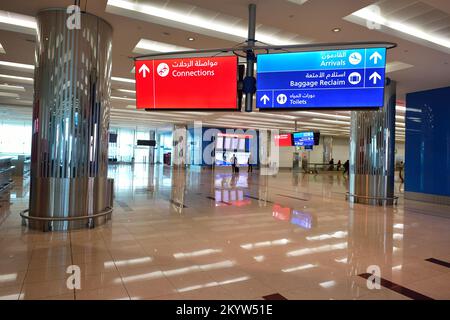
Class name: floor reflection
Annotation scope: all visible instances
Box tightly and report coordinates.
[0,164,448,300]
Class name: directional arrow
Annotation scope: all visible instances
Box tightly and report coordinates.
[369,72,382,84]
[139,64,150,78]
[369,51,382,64]
[260,94,270,105]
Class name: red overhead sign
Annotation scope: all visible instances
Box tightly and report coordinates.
[274,134,292,147]
[135,56,238,110]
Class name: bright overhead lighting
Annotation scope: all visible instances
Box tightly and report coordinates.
[0,91,19,98]
[311,118,350,125]
[107,0,300,45]
[287,0,309,5]
[349,6,450,49]
[0,43,5,54]
[294,111,350,120]
[0,10,37,34]
[332,27,341,33]
[111,76,135,83]
[396,105,406,113]
[0,73,33,83]
[116,89,136,94]
[188,37,195,41]
[0,84,25,92]
[111,96,135,101]
[133,39,193,54]
[0,60,34,71]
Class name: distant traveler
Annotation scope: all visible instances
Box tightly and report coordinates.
[231,154,237,174]
[247,153,253,173]
[329,158,334,171]
[343,160,349,175]
[336,160,342,171]
[399,161,404,183]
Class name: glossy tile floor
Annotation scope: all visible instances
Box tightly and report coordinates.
[0,164,449,300]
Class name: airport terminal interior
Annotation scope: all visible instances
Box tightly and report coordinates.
[0,0,449,301]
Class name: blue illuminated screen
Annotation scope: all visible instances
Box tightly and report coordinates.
[292,132,315,146]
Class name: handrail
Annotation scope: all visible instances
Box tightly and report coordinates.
[20,207,113,222]
[345,192,399,205]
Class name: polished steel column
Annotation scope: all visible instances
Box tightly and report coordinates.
[172,125,187,167]
[349,80,396,205]
[29,9,113,231]
[322,136,333,163]
[149,130,155,164]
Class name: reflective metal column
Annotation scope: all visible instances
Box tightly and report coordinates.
[349,80,396,205]
[322,136,333,164]
[149,130,155,164]
[29,9,113,231]
[172,125,187,167]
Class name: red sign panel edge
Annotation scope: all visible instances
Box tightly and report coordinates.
[135,55,239,111]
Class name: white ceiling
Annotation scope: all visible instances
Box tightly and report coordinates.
[0,0,449,140]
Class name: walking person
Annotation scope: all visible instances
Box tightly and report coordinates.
[247,153,253,173]
[343,160,349,176]
[399,161,404,183]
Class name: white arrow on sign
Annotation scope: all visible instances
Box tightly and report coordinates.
[369,52,382,64]
[369,72,382,84]
[260,94,270,105]
[139,64,150,78]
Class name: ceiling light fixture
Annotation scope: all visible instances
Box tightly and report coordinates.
[0,10,37,34]
[111,76,135,84]
[0,43,5,54]
[0,73,33,83]
[133,39,193,54]
[348,6,450,49]
[111,96,135,101]
[0,91,19,98]
[0,60,34,71]
[0,84,25,92]
[332,27,341,33]
[117,89,136,94]
[106,0,301,45]
[188,37,195,41]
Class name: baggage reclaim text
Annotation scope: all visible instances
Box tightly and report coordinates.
[290,79,346,88]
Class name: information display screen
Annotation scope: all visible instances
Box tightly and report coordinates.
[135,56,238,110]
[256,48,387,109]
[292,132,315,147]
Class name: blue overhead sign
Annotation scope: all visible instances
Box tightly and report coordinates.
[256,48,387,109]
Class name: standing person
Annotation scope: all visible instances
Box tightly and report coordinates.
[247,153,253,173]
[343,160,349,175]
[231,154,237,174]
[336,160,342,171]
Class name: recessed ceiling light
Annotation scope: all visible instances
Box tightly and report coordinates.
[188,37,195,41]
[117,88,136,94]
[111,96,135,101]
[133,39,193,54]
[346,6,450,50]
[106,0,302,45]
[0,10,37,34]
[0,73,33,83]
[111,76,135,84]
[0,43,5,54]
[332,27,341,33]
[0,60,34,70]
[0,84,25,92]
